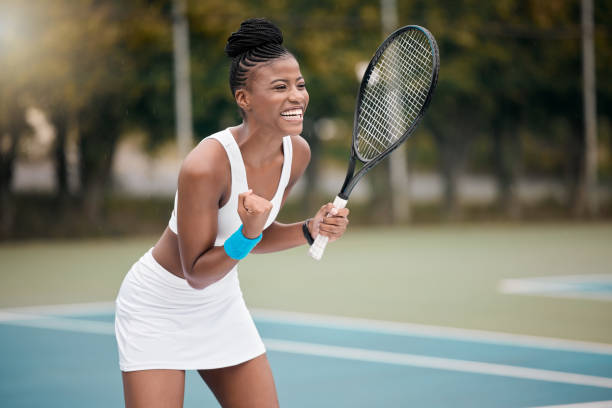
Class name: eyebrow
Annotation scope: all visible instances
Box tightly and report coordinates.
[270,77,304,84]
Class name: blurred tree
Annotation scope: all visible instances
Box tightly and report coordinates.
[410,0,487,218]
[0,99,27,238]
[406,0,611,218]
[2,0,611,240]
[21,0,173,222]
[0,0,37,237]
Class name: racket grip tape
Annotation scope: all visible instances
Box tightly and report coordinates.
[308,196,347,260]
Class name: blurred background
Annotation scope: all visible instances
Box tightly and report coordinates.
[0,0,610,239]
[2,1,612,407]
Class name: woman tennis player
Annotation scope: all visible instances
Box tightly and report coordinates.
[114,18,349,407]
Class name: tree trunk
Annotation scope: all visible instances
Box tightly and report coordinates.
[78,98,121,225]
[440,145,460,220]
[172,0,193,159]
[493,126,521,219]
[368,160,394,224]
[302,118,321,216]
[0,105,25,239]
[567,122,585,216]
[579,0,598,216]
[51,109,70,204]
[432,128,466,221]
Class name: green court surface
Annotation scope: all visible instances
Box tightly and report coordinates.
[1,223,611,342]
[1,223,612,407]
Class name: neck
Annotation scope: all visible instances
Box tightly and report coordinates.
[230,121,284,167]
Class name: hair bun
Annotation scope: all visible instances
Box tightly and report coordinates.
[225,18,284,58]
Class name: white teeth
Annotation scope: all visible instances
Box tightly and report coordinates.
[281,109,303,117]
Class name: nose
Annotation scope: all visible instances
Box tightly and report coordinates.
[288,84,305,104]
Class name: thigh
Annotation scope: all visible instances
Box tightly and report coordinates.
[122,369,185,408]
[198,354,278,408]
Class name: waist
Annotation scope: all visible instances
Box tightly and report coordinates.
[142,247,241,298]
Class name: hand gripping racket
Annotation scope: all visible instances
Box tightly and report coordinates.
[309,25,440,260]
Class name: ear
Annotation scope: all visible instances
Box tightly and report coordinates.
[234,89,250,112]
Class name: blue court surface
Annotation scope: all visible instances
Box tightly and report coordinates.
[1,303,611,408]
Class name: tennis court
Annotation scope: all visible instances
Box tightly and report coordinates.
[1,223,611,407]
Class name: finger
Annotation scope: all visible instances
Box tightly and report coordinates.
[322,216,346,226]
[316,203,334,219]
[326,208,349,219]
[243,193,261,210]
[257,201,273,213]
[319,218,346,231]
[319,224,346,235]
[318,229,343,240]
[246,197,273,214]
[242,200,254,214]
[335,208,350,217]
[238,189,253,207]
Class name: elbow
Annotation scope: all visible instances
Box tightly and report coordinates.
[185,276,211,290]
[183,270,210,290]
[182,253,212,290]
[186,277,207,290]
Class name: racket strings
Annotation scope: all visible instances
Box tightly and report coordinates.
[357,30,434,161]
[359,33,432,158]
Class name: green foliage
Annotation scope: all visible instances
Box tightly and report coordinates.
[1,0,611,225]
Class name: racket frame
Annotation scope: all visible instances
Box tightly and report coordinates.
[310,25,439,260]
[337,25,440,200]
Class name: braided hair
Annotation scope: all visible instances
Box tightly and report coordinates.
[225,18,291,103]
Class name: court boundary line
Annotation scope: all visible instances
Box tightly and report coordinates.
[528,401,612,408]
[499,273,612,302]
[1,314,612,390]
[265,339,612,389]
[1,301,611,355]
[249,308,612,355]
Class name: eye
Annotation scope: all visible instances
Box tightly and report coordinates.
[274,84,287,90]
[298,83,306,89]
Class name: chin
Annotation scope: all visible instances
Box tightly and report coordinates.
[280,122,303,136]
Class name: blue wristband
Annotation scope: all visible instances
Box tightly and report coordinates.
[223,225,262,260]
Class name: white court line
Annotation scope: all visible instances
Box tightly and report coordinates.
[528,400,612,408]
[265,339,612,389]
[0,301,116,317]
[1,301,612,355]
[250,308,612,355]
[499,274,612,302]
[5,315,115,335]
[1,314,612,390]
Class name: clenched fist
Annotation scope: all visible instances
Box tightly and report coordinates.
[237,189,273,239]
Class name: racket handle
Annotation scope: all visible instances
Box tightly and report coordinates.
[308,196,347,260]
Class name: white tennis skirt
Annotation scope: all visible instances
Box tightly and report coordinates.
[114,248,265,372]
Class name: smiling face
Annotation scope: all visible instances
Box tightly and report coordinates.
[235,55,309,136]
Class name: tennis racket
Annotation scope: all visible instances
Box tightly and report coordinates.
[309,25,440,260]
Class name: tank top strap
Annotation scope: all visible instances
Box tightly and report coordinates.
[170,130,293,237]
[278,136,293,192]
[208,130,249,194]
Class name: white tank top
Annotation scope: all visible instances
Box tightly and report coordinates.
[168,128,293,246]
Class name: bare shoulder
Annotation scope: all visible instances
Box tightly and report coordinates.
[288,135,311,183]
[179,138,229,195]
[290,134,311,161]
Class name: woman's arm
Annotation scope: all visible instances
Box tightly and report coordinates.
[252,205,349,253]
[176,139,238,289]
[176,139,272,289]
[252,135,349,254]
